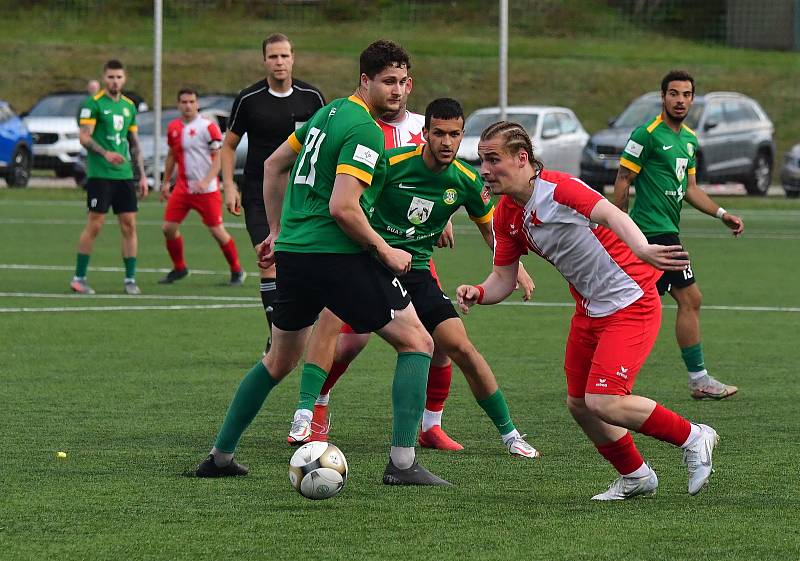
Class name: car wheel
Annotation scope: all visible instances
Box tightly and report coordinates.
[743,151,771,196]
[54,164,73,178]
[5,146,31,187]
[785,190,800,199]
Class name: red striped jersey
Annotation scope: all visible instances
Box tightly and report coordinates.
[492,169,660,317]
[167,115,223,194]
[378,110,425,149]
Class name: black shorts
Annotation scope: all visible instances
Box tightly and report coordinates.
[400,268,459,333]
[272,251,411,333]
[647,233,696,294]
[85,178,138,214]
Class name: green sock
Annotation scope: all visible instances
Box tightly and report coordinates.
[477,389,516,436]
[75,253,90,278]
[214,361,277,453]
[681,343,705,373]
[297,363,328,411]
[123,256,136,279]
[391,352,431,447]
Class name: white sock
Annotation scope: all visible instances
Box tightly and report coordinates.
[72,275,84,282]
[124,277,135,284]
[390,446,415,469]
[315,393,330,406]
[689,369,708,383]
[680,423,702,449]
[623,462,651,478]
[421,409,442,432]
[501,428,521,445]
[210,447,233,467]
[294,408,312,422]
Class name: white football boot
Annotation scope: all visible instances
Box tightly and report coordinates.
[683,423,719,495]
[591,469,658,501]
[506,434,540,459]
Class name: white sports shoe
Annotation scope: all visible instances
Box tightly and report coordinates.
[287,416,311,445]
[683,423,719,495]
[591,469,658,501]
[689,375,738,400]
[506,434,540,459]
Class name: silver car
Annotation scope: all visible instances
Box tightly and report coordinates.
[581,91,775,195]
[780,144,800,198]
[457,106,589,177]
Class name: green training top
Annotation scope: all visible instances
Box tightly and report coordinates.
[78,90,138,180]
[275,95,386,254]
[619,114,697,236]
[368,145,494,270]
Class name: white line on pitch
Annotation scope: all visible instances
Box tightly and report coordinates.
[0,217,247,229]
[0,264,257,276]
[496,301,800,313]
[0,303,261,313]
[0,292,258,302]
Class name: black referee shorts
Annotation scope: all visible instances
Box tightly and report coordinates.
[647,233,696,294]
[400,268,459,334]
[241,175,268,246]
[272,251,411,333]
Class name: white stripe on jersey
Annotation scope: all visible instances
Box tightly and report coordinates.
[228,86,266,133]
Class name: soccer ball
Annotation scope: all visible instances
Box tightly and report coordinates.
[289,441,348,500]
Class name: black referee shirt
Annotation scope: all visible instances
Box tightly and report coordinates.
[228,78,325,185]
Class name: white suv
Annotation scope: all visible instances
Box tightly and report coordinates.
[23,92,86,178]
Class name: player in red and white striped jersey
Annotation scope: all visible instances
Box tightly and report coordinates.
[159,88,244,285]
[457,121,721,500]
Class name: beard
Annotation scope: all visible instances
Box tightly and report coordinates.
[664,104,687,123]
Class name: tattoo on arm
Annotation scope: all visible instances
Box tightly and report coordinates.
[613,167,637,211]
[80,125,106,156]
[128,132,146,176]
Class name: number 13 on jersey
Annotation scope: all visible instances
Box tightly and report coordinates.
[295,127,326,187]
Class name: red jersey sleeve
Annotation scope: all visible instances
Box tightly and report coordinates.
[492,196,527,267]
[166,120,181,150]
[551,175,604,219]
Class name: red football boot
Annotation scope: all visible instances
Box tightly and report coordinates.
[418,425,464,451]
[309,403,329,442]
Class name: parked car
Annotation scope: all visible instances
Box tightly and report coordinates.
[580,91,775,195]
[137,107,246,187]
[457,106,589,177]
[0,100,33,187]
[780,144,800,198]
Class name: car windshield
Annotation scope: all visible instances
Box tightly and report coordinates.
[464,112,539,136]
[614,98,704,130]
[137,110,180,136]
[28,94,86,117]
[198,95,235,112]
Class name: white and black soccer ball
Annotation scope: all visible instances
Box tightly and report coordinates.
[288,441,348,500]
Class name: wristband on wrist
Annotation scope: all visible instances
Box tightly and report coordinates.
[715,207,727,219]
[474,284,485,304]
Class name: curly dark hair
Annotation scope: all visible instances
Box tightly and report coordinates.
[359,39,410,79]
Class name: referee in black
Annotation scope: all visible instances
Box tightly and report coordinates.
[221,33,325,349]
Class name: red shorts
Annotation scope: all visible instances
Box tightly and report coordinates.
[564,289,661,398]
[164,189,223,227]
[339,257,441,334]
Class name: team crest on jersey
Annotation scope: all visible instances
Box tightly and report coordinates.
[122,107,130,117]
[443,188,457,205]
[675,158,688,181]
[407,196,434,225]
[480,186,491,204]
[112,114,124,131]
[687,143,695,156]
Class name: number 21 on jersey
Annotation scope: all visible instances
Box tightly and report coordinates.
[295,127,326,187]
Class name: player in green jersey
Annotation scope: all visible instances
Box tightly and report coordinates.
[613,70,743,400]
[288,98,539,459]
[70,59,148,296]
[196,40,449,486]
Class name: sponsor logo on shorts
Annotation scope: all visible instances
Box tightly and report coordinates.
[615,366,628,380]
[353,144,379,169]
[624,139,643,158]
[595,378,608,388]
[443,188,458,205]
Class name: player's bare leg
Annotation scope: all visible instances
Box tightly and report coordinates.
[118,211,140,294]
[71,212,105,294]
[197,325,313,477]
[208,224,244,286]
[431,317,539,458]
[573,393,719,498]
[159,221,189,284]
[670,283,738,399]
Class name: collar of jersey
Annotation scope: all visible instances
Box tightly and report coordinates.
[347,95,370,114]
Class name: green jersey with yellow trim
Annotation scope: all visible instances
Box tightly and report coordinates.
[619,114,697,236]
[368,145,494,269]
[275,95,386,254]
[78,90,138,179]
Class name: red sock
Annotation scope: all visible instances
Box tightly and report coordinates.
[166,236,185,270]
[320,360,350,395]
[425,364,452,411]
[220,238,241,272]
[638,403,692,447]
[595,432,645,475]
